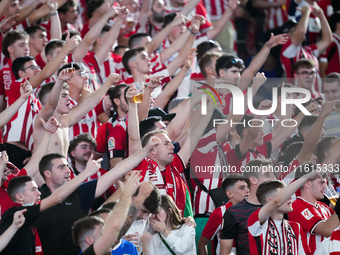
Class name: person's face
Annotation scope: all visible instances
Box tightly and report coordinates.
[62,5,78,24]
[48,157,71,187]
[6,0,20,17]
[9,39,29,59]
[152,0,166,22]
[274,188,293,213]
[70,69,89,90]
[220,66,242,85]
[22,181,41,204]
[154,133,175,166]
[136,205,151,220]
[71,141,95,165]
[131,51,152,74]
[48,47,68,67]
[118,87,129,114]
[57,89,72,114]
[21,60,41,78]
[169,23,186,41]
[229,180,249,204]
[155,207,167,222]
[253,129,265,147]
[295,67,317,90]
[139,36,152,48]
[324,81,340,101]
[30,29,48,52]
[120,0,140,13]
[208,56,218,77]
[256,166,276,185]
[311,178,327,200]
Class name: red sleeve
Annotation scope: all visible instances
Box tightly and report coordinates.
[35,53,46,69]
[96,123,109,154]
[107,125,126,159]
[4,168,27,188]
[195,3,213,32]
[94,97,105,115]
[201,206,223,239]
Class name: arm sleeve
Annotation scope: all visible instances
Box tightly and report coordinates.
[165,225,196,253]
[221,210,237,239]
[201,207,223,239]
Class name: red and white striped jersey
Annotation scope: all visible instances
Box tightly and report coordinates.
[201,202,233,255]
[0,60,15,97]
[288,197,334,254]
[3,78,42,150]
[68,97,105,141]
[264,1,288,31]
[201,0,228,21]
[280,40,323,93]
[320,33,340,76]
[99,52,129,83]
[315,226,340,255]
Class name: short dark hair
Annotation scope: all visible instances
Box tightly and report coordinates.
[68,133,97,165]
[316,136,338,163]
[38,81,70,105]
[295,163,326,179]
[235,114,253,138]
[256,180,285,205]
[12,56,35,79]
[45,40,65,57]
[62,30,80,40]
[283,141,303,167]
[7,175,34,202]
[122,47,146,74]
[142,184,161,214]
[243,159,272,187]
[107,84,128,113]
[163,12,177,28]
[128,33,149,49]
[86,0,106,18]
[329,13,340,32]
[39,153,65,180]
[139,116,162,139]
[114,45,128,56]
[293,58,316,73]
[215,54,245,77]
[2,30,29,58]
[199,52,222,78]
[58,0,76,14]
[222,173,245,192]
[324,72,340,87]
[58,62,82,75]
[332,0,340,12]
[72,216,104,248]
[196,40,221,61]
[24,25,46,37]
[298,115,318,137]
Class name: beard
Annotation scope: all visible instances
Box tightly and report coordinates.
[152,9,165,23]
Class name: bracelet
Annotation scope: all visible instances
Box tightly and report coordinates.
[187,27,197,35]
[161,228,168,235]
[50,11,58,16]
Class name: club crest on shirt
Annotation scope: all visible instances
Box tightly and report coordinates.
[301,208,314,220]
[108,137,115,150]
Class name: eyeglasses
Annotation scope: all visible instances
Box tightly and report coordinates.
[23,65,40,71]
[221,58,244,69]
[296,71,317,77]
[75,70,89,78]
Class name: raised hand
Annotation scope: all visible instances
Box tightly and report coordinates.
[145,136,161,151]
[20,81,33,100]
[107,73,122,85]
[319,100,337,118]
[58,68,74,81]
[12,209,27,229]
[147,76,163,90]
[39,117,61,133]
[0,14,19,34]
[172,13,190,27]
[258,99,272,110]
[265,33,288,49]
[64,32,81,53]
[84,154,102,176]
[119,170,141,197]
[150,214,167,233]
[126,84,139,103]
[47,0,58,12]
[184,48,197,69]
[252,72,267,89]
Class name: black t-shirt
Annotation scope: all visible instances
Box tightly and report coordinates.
[36,180,98,255]
[81,244,95,255]
[221,199,261,255]
[0,203,41,255]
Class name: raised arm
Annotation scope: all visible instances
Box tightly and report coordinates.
[95,136,160,198]
[313,4,333,54]
[27,0,67,25]
[29,34,79,89]
[180,0,200,16]
[14,0,44,24]
[64,73,121,127]
[0,81,32,128]
[257,171,322,224]
[72,7,117,63]
[0,0,11,21]
[297,101,336,164]
[127,85,142,156]
[95,12,125,65]
[40,155,102,212]
[291,6,311,46]
[154,48,196,110]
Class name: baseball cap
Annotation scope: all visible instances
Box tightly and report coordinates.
[148,108,176,122]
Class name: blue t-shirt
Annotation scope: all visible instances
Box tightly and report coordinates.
[112,239,138,255]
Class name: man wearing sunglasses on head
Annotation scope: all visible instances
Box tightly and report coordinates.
[214,33,288,116]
